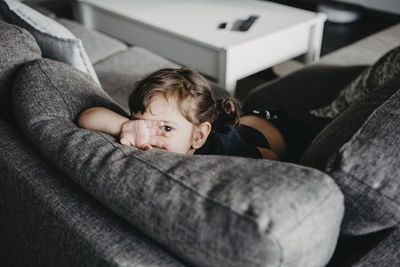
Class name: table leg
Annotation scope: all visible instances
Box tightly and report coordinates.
[78,2,94,29]
[217,71,237,95]
[223,79,237,95]
[304,14,326,63]
[218,51,237,95]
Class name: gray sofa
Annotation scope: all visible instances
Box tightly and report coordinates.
[0,1,399,267]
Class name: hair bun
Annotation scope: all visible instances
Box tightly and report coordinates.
[213,97,241,132]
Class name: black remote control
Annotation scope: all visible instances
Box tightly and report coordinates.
[218,22,227,29]
[239,15,259,31]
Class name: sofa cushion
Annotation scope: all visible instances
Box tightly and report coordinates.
[0,118,185,267]
[0,21,41,121]
[0,0,99,84]
[311,45,400,118]
[13,58,344,267]
[57,18,128,65]
[301,77,400,235]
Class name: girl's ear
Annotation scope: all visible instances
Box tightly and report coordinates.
[192,122,211,149]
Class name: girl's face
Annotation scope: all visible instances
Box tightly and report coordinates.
[133,95,197,154]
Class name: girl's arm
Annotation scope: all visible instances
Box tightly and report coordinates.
[78,107,169,150]
[78,107,129,136]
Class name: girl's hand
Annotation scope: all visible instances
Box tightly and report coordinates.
[120,119,170,150]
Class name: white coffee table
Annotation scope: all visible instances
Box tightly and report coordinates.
[77,0,326,93]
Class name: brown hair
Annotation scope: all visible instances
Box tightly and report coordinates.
[128,68,240,132]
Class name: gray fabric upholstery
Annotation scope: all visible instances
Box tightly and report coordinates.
[311,46,400,118]
[94,46,180,112]
[57,18,127,65]
[326,228,397,266]
[13,58,344,267]
[0,21,41,120]
[243,64,367,162]
[350,228,400,267]
[301,78,400,235]
[0,0,100,84]
[320,23,400,66]
[0,118,185,267]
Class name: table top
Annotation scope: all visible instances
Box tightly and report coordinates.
[79,0,325,49]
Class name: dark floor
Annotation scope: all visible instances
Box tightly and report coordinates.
[266,0,400,56]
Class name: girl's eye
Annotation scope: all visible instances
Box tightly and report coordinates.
[161,125,173,132]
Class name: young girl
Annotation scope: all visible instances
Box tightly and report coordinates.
[78,68,287,160]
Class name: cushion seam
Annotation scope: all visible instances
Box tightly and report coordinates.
[37,60,75,119]
[92,48,130,66]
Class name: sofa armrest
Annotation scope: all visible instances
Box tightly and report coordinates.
[0,118,184,267]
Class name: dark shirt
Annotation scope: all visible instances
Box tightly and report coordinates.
[194,125,270,159]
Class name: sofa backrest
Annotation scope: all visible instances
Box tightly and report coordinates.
[301,39,400,235]
[302,75,400,235]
